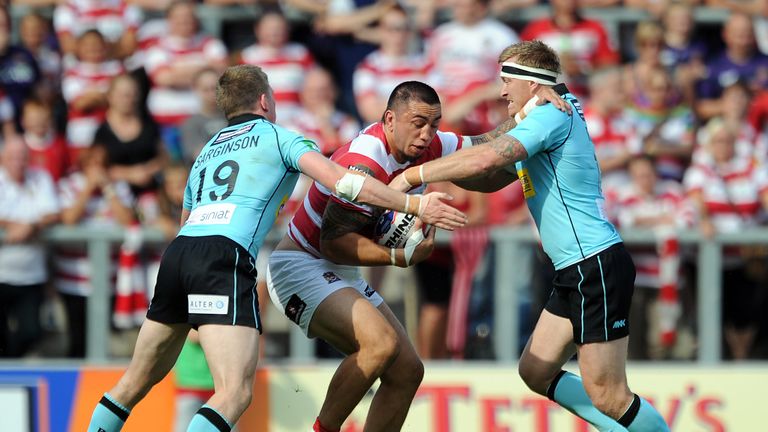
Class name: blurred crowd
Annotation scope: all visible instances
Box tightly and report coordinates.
[1,0,768,364]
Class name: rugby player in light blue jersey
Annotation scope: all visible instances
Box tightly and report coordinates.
[391,41,669,432]
[87,65,467,432]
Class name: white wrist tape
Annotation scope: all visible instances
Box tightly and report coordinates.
[403,227,425,266]
[414,194,424,218]
[335,172,366,202]
[390,248,397,266]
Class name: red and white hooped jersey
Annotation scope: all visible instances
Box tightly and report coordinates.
[353,50,432,102]
[62,59,125,148]
[288,122,468,257]
[684,156,768,232]
[584,106,634,193]
[426,18,519,97]
[54,0,142,43]
[282,108,360,156]
[615,181,692,288]
[145,34,228,126]
[239,43,314,117]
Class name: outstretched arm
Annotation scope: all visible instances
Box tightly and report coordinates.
[391,134,528,192]
[298,151,467,230]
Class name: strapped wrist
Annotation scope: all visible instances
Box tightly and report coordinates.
[404,167,423,187]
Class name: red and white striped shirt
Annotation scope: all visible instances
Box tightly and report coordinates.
[282,108,360,156]
[239,43,314,117]
[25,132,70,182]
[54,0,142,44]
[62,59,125,148]
[584,106,634,202]
[353,51,432,101]
[55,172,133,296]
[520,18,619,73]
[288,123,467,257]
[615,181,691,288]
[684,156,768,233]
[145,35,228,126]
[426,18,519,98]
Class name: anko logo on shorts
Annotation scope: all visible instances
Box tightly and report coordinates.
[188,295,229,315]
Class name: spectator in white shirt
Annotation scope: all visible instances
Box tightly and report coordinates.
[0,136,60,357]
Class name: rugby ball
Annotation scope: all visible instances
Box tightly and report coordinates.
[374,210,421,248]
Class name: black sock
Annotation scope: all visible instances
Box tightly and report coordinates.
[617,394,641,427]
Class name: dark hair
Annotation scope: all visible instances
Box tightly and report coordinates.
[79,28,106,43]
[383,81,440,121]
[628,153,656,167]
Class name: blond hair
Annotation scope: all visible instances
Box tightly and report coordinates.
[498,40,561,74]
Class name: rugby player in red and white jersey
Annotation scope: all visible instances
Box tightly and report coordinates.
[267,81,567,432]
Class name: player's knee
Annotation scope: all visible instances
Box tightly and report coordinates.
[360,325,400,366]
[383,350,424,389]
[518,358,548,394]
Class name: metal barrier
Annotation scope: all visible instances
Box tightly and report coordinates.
[7,225,768,364]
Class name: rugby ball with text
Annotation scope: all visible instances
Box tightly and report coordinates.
[374,210,421,248]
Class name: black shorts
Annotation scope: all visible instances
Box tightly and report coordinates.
[146,235,261,332]
[545,242,635,344]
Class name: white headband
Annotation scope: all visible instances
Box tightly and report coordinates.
[500,62,558,85]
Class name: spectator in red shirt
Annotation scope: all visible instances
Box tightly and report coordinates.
[21,98,70,181]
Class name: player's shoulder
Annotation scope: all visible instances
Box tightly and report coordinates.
[262,120,307,143]
[526,100,571,128]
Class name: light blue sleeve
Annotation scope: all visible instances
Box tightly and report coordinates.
[506,105,566,158]
[283,134,321,171]
[183,176,193,210]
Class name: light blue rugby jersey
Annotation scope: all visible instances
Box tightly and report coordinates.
[179,114,319,259]
[506,92,621,270]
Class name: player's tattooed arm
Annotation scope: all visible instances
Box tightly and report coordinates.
[469,117,517,146]
[490,134,528,164]
[320,201,376,242]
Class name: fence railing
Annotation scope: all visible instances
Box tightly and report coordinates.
[5,225,767,363]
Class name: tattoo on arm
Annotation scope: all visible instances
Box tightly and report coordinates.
[490,134,528,163]
[321,162,377,241]
[321,201,375,241]
[470,117,517,145]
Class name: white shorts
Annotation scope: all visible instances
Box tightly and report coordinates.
[267,250,383,337]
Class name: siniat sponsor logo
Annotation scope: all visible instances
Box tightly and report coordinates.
[199,209,231,222]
